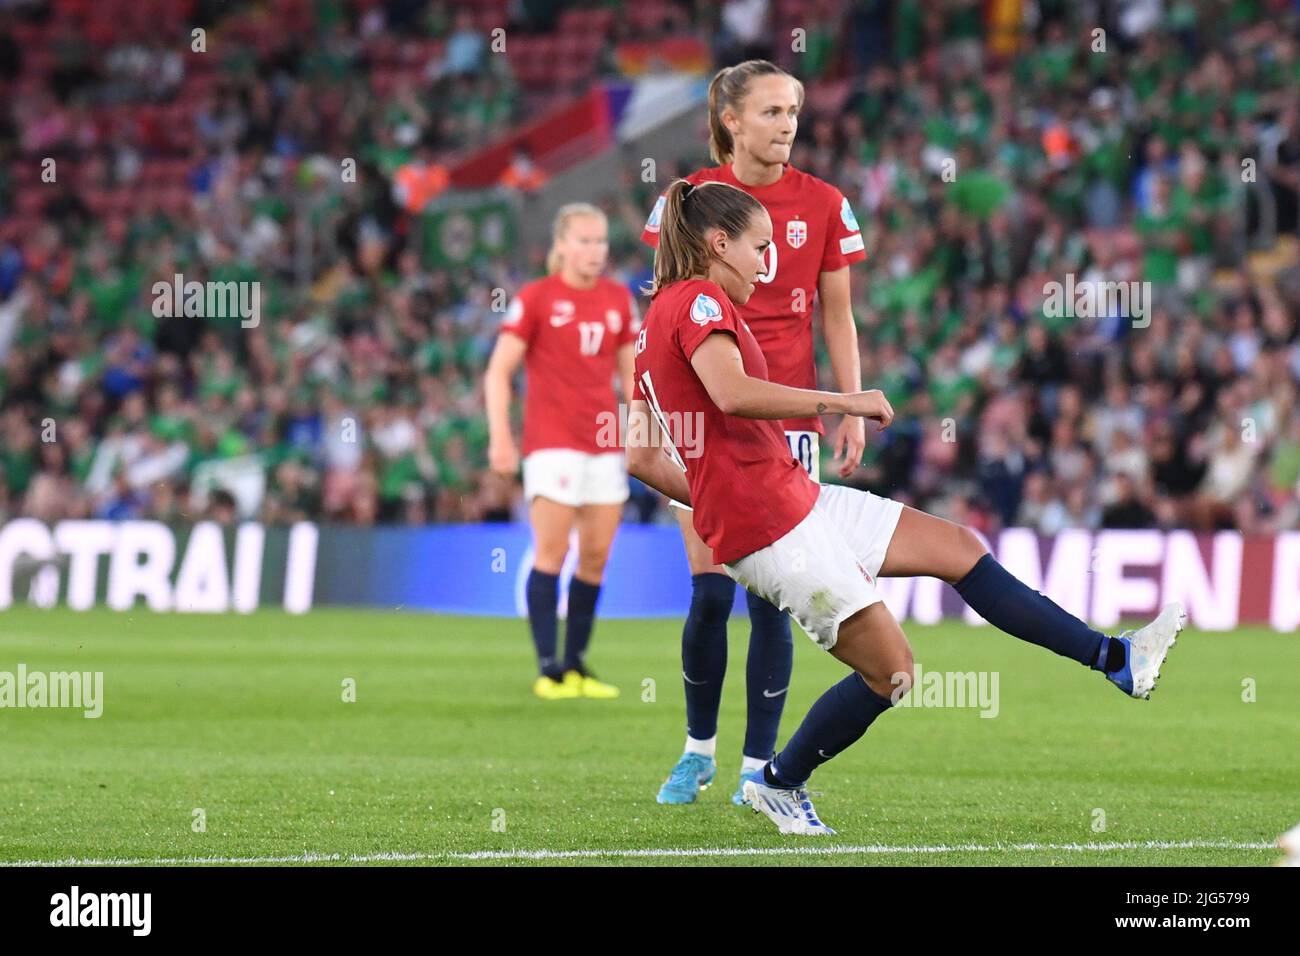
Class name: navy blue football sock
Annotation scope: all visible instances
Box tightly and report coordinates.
[743,590,793,760]
[1089,634,1127,673]
[1107,636,1126,671]
[768,672,894,787]
[562,576,602,673]
[954,553,1107,668]
[682,573,734,741]
[526,569,561,679]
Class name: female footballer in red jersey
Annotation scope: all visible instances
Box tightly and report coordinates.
[485,203,637,700]
[627,179,1185,835]
[642,61,870,805]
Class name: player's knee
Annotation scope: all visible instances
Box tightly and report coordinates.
[745,591,791,637]
[532,546,568,575]
[575,551,609,581]
[886,655,916,704]
[689,573,735,629]
[951,526,989,582]
[860,650,914,703]
[956,525,989,559]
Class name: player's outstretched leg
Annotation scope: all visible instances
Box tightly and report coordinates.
[657,571,731,804]
[743,601,911,835]
[879,507,1185,699]
[734,591,793,805]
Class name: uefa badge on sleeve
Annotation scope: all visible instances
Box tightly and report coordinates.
[840,196,860,232]
[503,296,524,327]
[690,293,723,325]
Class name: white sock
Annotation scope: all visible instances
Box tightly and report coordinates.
[684,735,716,758]
[741,755,767,774]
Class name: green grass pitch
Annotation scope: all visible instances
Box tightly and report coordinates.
[0,606,1295,866]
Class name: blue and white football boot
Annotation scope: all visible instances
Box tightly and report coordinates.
[655,752,717,804]
[741,775,836,835]
[1106,601,1186,699]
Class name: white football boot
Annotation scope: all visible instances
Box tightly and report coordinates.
[741,777,835,836]
[1106,601,1187,699]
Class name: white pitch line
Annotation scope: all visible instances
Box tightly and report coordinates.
[449,840,1276,861]
[1,839,1276,867]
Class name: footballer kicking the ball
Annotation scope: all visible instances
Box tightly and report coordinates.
[625,178,1185,836]
[641,59,870,807]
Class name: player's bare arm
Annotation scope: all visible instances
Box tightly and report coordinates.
[484,331,527,475]
[818,266,867,478]
[689,332,893,427]
[625,399,693,505]
[617,341,636,403]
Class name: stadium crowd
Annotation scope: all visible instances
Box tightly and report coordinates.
[2,0,1300,535]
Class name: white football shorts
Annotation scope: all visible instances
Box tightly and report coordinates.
[523,449,629,507]
[722,484,904,650]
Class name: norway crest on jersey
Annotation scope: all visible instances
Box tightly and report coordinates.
[786,218,807,249]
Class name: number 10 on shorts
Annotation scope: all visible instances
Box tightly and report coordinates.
[785,431,819,482]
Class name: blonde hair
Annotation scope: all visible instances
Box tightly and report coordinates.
[707,60,805,165]
[649,179,764,295]
[546,202,606,275]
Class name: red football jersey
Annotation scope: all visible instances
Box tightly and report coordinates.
[642,164,866,433]
[500,274,638,455]
[633,278,819,565]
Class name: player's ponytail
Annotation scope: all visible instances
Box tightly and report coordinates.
[546,202,605,275]
[707,60,805,165]
[650,179,764,295]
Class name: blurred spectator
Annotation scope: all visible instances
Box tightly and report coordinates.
[498,145,549,193]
